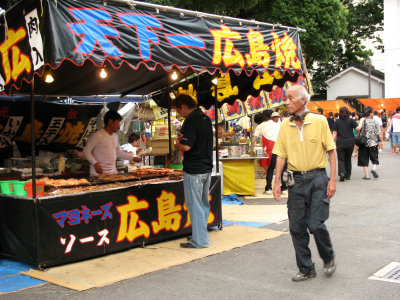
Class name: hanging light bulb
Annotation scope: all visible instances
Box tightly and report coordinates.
[100,68,107,79]
[44,72,54,83]
[212,78,218,85]
[171,71,178,81]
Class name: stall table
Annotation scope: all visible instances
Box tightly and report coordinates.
[220,157,267,196]
[0,175,221,268]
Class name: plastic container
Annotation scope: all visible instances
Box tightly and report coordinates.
[12,181,28,196]
[0,181,14,195]
[169,163,183,170]
[24,181,45,197]
[153,165,164,168]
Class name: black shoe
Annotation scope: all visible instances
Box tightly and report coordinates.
[323,255,336,276]
[339,173,345,182]
[292,264,316,282]
[186,235,191,241]
[345,176,350,180]
[371,169,379,178]
[180,242,196,248]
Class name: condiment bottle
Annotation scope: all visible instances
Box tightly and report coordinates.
[58,154,65,172]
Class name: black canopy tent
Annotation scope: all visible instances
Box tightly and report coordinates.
[0,0,307,267]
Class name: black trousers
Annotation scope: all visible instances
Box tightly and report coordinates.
[265,154,287,191]
[336,143,354,178]
[287,169,334,274]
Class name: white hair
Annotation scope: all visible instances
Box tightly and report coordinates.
[295,85,310,106]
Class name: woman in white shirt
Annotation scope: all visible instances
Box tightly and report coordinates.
[121,132,143,165]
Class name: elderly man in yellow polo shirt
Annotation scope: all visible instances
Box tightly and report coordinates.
[272,85,337,282]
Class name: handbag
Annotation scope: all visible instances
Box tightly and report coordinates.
[355,119,368,146]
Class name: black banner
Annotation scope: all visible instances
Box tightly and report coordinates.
[0,97,103,154]
[0,176,222,267]
[0,0,305,98]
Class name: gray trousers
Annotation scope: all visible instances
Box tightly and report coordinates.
[287,169,334,274]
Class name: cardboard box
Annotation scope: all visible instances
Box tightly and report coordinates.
[148,136,176,154]
[153,124,176,138]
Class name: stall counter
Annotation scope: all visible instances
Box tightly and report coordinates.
[0,175,222,268]
[220,157,267,196]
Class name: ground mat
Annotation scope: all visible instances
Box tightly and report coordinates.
[23,225,286,291]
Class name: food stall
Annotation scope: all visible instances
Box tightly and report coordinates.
[0,0,307,267]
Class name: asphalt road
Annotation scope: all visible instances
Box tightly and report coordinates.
[2,146,400,299]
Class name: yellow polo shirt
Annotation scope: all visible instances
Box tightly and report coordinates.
[272,113,336,171]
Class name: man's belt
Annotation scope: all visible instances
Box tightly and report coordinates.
[291,168,325,175]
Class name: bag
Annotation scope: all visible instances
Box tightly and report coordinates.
[282,169,295,187]
[355,118,368,146]
[355,135,367,146]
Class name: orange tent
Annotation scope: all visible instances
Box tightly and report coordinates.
[358,98,400,112]
[307,100,355,116]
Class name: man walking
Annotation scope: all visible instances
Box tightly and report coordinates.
[173,94,213,248]
[272,85,337,281]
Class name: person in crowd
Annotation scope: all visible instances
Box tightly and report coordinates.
[352,112,362,157]
[83,110,142,175]
[332,107,358,181]
[272,85,337,282]
[381,110,388,141]
[327,112,335,132]
[253,110,273,175]
[214,121,235,145]
[121,132,144,165]
[356,106,383,179]
[391,107,400,155]
[173,94,213,249]
[254,111,287,195]
[386,110,396,154]
[144,121,152,138]
[280,110,290,121]
[317,107,324,116]
[373,110,384,151]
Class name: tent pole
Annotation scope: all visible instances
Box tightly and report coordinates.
[214,85,219,174]
[167,89,172,166]
[30,79,36,199]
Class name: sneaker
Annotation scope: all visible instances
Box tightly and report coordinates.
[362,176,370,180]
[292,265,316,282]
[281,190,287,195]
[323,255,336,276]
[263,189,272,195]
[371,169,379,178]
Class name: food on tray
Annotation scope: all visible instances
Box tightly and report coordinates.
[41,177,91,187]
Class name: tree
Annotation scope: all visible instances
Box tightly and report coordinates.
[310,0,384,96]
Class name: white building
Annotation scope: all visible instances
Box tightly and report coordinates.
[384,0,400,98]
[326,64,384,100]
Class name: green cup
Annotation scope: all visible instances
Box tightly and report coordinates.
[0,181,13,195]
[13,181,28,196]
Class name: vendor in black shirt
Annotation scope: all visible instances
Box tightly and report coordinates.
[332,107,358,181]
[173,94,213,249]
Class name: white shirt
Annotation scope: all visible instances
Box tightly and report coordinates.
[373,115,383,127]
[254,120,280,142]
[83,129,133,175]
[392,113,400,132]
[121,143,138,164]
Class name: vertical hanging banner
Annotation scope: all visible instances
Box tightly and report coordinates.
[221,100,246,121]
[244,92,269,115]
[24,9,44,71]
[202,105,222,123]
[265,86,287,109]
